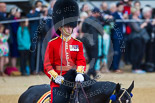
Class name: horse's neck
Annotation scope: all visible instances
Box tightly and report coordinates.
[94,82,115,93]
[88,82,116,103]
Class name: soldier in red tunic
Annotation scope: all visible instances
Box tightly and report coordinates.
[43,0,86,102]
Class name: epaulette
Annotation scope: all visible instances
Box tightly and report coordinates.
[49,37,58,42]
[72,37,81,42]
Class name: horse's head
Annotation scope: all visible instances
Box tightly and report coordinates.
[109,81,134,103]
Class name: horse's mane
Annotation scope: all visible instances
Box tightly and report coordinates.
[62,69,117,92]
[63,69,77,82]
[59,69,94,93]
[63,69,92,82]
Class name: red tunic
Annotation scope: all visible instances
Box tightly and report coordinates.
[44,35,86,87]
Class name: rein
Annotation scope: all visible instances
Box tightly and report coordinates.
[74,82,90,103]
[79,82,90,103]
[75,83,79,103]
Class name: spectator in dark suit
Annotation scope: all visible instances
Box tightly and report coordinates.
[37,5,52,74]
[82,8,103,78]
[111,2,128,73]
[9,8,21,69]
[27,0,42,75]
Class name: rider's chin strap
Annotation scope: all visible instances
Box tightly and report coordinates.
[62,27,71,36]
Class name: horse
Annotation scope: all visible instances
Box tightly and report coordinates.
[18,69,134,103]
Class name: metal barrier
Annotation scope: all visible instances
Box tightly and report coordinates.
[0,17,52,24]
[1,17,155,24]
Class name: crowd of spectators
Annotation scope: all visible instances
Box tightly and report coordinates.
[0,0,53,76]
[0,0,155,77]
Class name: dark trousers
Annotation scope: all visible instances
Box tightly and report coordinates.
[111,39,122,70]
[145,41,155,63]
[124,36,131,64]
[30,41,37,73]
[19,50,30,75]
[39,39,43,72]
[130,38,145,70]
[87,46,98,77]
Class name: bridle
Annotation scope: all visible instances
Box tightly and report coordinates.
[72,82,90,103]
[109,88,132,103]
[118,89,132,103]
[72,83,132,103]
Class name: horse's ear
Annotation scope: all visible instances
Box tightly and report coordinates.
[116,83,121,93]
[127,81,134,93]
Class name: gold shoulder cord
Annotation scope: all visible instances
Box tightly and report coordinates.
[72,37,81,42]
[49,37,58,42]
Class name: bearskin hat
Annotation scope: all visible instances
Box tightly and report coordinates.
[52,0,79,35]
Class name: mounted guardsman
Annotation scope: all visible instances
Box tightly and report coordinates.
[43,0,86,102]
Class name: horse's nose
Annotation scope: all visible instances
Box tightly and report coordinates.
[126,99,132,103]
[126,99,129,103]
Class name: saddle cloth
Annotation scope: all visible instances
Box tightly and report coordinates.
[37,91,51,103]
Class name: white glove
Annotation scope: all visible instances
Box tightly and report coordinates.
[55,75,64,84]
[75,74,84,82]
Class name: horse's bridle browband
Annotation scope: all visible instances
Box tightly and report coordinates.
[109,88,131,103]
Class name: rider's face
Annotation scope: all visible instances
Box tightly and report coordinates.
[59,26,73,36]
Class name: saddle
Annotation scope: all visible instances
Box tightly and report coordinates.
[37,82,89,103]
